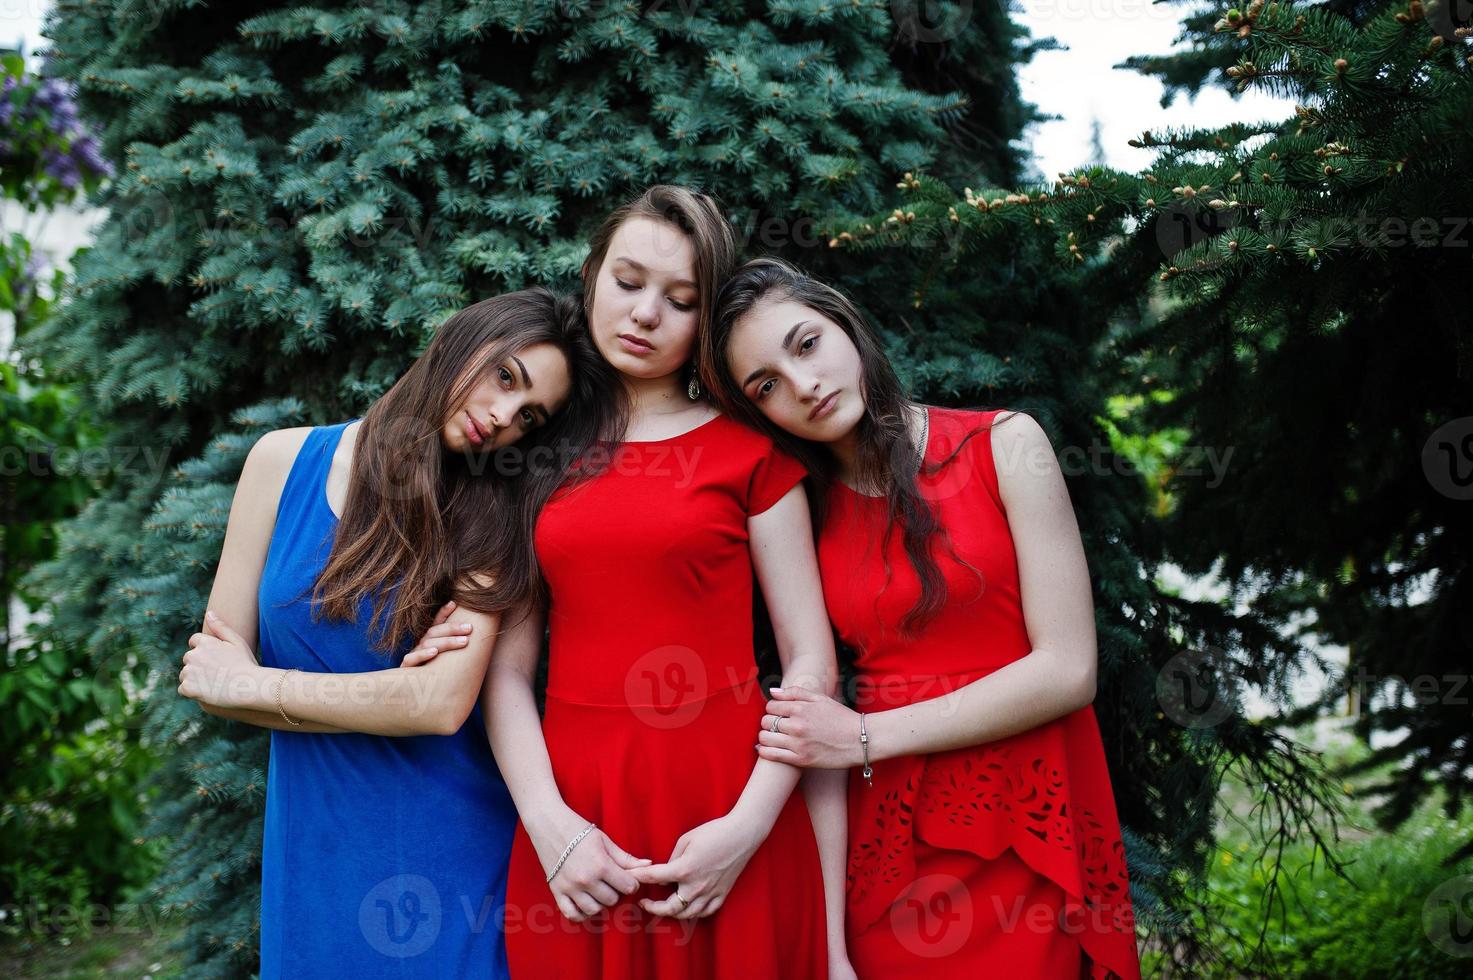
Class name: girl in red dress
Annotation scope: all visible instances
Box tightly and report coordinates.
[705,257,1142,979]
[483,189,853,978]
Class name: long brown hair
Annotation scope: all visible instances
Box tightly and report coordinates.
[707,257,1003,635]
[313,286,618,651]
[579,183,738,416]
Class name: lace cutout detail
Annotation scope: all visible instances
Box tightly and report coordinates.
[915,744,1133,936]
[846,770,919,900]
[847,740,1137,978]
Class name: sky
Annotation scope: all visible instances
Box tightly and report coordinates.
[1013,0,1295,178]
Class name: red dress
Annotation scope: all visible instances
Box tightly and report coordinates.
[504,413,829,979]
[818,407,1141,979]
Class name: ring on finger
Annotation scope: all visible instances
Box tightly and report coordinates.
[769,716,781,734]
[674,891,689,909]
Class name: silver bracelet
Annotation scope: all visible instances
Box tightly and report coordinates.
[546,822,597,883]
[859,712,873,787]
[275,668,301,727]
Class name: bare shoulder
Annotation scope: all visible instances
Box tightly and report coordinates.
[243,426,315,481]
[986,411,1063,508]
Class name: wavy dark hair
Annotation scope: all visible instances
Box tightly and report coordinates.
[312,286,620,651]
[707,257,1008,635]
[579,183,738,416]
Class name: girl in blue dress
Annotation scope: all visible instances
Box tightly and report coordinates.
[176,286,618,978]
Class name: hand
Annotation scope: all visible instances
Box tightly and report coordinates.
[178,610,261,709]
[401,600,474,667]
[535,813,652,922]
[632,813,764,920]
[756,686,864,769]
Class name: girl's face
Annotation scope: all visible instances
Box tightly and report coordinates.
[725,295,866,443]
[587,216,700,380]
[442,342,572,453]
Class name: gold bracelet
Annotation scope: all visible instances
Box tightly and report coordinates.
[275,668,302,727]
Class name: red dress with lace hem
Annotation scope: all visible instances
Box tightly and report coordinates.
[818,407,1141,979]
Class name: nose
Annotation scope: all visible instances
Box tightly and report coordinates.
[631,291,660,328]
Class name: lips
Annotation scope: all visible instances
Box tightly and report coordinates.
[618,333,656,354]
[465,410,489,447]
[809,390,840,421]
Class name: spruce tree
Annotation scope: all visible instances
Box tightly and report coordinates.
[831,0,1471,970]
[29,2,1041,973]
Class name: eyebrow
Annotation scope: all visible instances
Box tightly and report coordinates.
[741,320,808,388]
[612,256,696,291]
[509,356,550,424]
[510,355,533,388]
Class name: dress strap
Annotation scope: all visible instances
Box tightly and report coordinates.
[272,421,357,540]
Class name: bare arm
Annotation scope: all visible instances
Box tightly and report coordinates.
[802,767,852,967]
[482,603,651,921]
[864,411,1097,759]
[183,427,345,733]
[757,412,1098,770]
[728,484,839,829]
[179,428,491,737]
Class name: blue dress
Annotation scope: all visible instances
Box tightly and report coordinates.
[256,421,517,978]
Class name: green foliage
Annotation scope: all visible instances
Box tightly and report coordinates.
[1153,729,1473,978]
[2,46,156,941]
[30,2,1040,973]
[825,0,1473,968]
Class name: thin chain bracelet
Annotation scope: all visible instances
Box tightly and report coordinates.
[546,822,597,883]
[859,711,873,787]
[275,668,302,727]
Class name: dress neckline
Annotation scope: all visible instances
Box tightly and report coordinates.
[834,405,934,500]
[612,411,723,445]
[320,419,360,523]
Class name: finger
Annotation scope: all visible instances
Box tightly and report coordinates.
[607,866,642,895]
[553,893,583,921]
[674,894,710,920]
[587,880,621,907]
[763,700,798,717]
[629,862,677,886]
[401,646,442,667]
[432,600,458,627]
[756,745,805,765]
[204,610,247,647]
[571,891,603,917]
[603,839,653,870]
[405,644,439,663]
[768,685,819,701]
[756,729,797,751]
[639,893,686,917]
[188,633,206,649]
[423,623,473,641]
